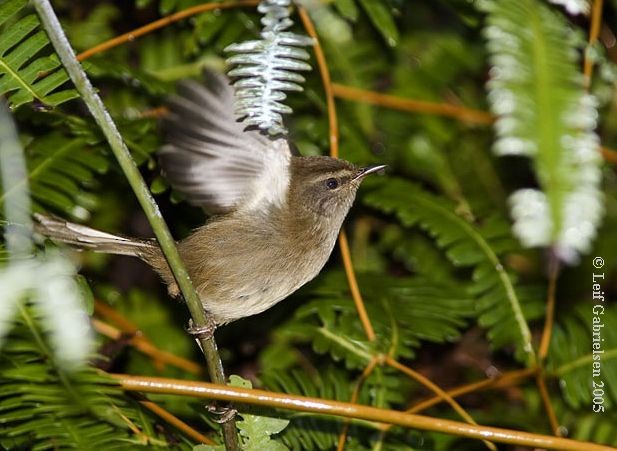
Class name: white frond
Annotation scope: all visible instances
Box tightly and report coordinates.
[225,0,314,135]
[34,255,94,367]
[548,0,590,15]
[483,0,603,263]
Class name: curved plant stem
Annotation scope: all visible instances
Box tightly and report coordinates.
[297,6,377,343]
[553,347,617,376]
[384,356,496,451]
[338,231,376,341]
[539,256,560,361]
[76,0,260,62]
[297,7,339,158]
[536,370,560,436]
[32,1,238,449]
[0,102,32,255]
[92,319,203,375]
[331,83,495,125]
[336,357,380,451]
[111,373,617,451]
[316,328,490,446]
[584,0,604,88]
[138,398,214,444]
[405,368,536,415]
[601,146,617,163]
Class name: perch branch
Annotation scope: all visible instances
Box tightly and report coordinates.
[331,83,494,125]
[76,0,260,61]
[32,1,238,449]
[111,373,617,451]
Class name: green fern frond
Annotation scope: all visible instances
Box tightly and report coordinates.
[549,303,617,410]
[278,270,474,369]
[0,0,78,109]
[0,131,106,220]
[364,178,543,365]
[482,0,603,262]
[0,114,159,221]
[260,367,351,450]
[260,365,422,450]
[0,308,194,450]
[562,410,617,446]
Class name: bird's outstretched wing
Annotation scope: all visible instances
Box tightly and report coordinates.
[159,71,291,214]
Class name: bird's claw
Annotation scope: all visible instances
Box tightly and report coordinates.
[208,404,237,423]
[185,317,216,340]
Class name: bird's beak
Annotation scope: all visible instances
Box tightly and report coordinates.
[352,164,387,181]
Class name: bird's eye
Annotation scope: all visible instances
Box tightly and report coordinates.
[325,178,339,190]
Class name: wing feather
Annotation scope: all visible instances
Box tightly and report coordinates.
[159,72,291,213]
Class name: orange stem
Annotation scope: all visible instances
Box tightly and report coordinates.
[111,373,616,451]
[92,319,204,375]
[336,357,380,451]
[298,7,339,157]
[539,257,559,361]
[338,231,376,341]
[584,0,604,88]
[601,146,617,164]
[536,372,561,436]
[405,367,536,415]
[112,404,149,442]
[139,399,214,444]
[94,299,143,334]
[297,7,376,341]
[384,356,495,450]
[331,83,494,125]
[76,0,260,62]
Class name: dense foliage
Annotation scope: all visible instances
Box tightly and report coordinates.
[1,0,616,449]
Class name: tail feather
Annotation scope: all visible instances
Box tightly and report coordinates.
[34,214,180,297]
[33,213,157,259]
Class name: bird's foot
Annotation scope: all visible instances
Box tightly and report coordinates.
[185,316,217,340]
[208,404,237,423]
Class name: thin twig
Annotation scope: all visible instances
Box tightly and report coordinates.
[539,256,560,361]
[92,319,203,375]
[601,146,617,164]
[338,232,376,341]
[76,0,260,62]
[535,371,561,436]
[336,357,380,451]
[94,300,142,335]
[139,398,215,444]
[384,356,496,451]
[331,83,494,125]
[297,6,377,342]
[297,7,339,157]
[533,254,560,434]
[110,373,617,451]
[32,2,238,449]
[584,0,605,89]
[111,404,152,444]
[405,368,536,415]
[94,300,203,373]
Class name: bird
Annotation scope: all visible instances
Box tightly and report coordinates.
[34,71,385,326]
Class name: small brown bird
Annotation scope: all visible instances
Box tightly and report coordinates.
[35,73,385,325]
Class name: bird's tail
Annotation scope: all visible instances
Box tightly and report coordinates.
[33,213,158,262]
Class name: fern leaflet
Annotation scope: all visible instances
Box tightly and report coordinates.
[364,178,543,365]
[0,0,78,109]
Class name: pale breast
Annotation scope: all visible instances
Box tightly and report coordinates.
[182,213,339,324]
